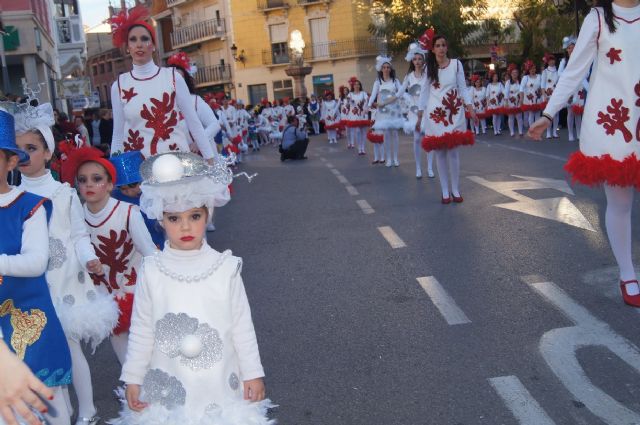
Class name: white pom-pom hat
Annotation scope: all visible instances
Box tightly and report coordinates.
[404,42,428,62]
[562,35,577,50]
[139,152,233,220]
[375,55,393,72]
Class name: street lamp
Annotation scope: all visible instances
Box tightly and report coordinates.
[284,30,312,102]
[288,29,305,66]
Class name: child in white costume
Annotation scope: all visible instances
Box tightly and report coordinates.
[113,152,274,425]
[12,103,119,425]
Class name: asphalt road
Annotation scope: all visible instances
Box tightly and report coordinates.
[86,128,640,425]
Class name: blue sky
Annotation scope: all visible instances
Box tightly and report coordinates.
[78,0,118,29]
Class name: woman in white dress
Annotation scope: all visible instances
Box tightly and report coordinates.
[321,90,340,144]
[540,53,560,138]
[558,35,589,142]
[471,75,487,135]
[368,56,404,167]
[486,72,505,136]
[345,78,370,156]
[503,64,524,137]
[519,60,544,129]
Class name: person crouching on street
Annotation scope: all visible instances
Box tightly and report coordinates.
[280,115,309,161]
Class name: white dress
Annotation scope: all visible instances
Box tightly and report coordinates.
[485,82,504,115]
[19,172,117,348]
[369,78,404,130]
[397,71,428,133]
[321,99,341,130]
[540,66,559,107]
[503,81,522,115]
[520,74,543,112]
[114,242,274,425]
[544,4,640,187]
[472,87,487,118]
[345,91,370,128]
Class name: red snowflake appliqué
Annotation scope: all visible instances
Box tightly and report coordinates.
[122,87,138,103]
[430,107,448,126]
[169,143,179,151]
[432,81,441,90]
[606,47,622,65]
[123,129,144,152]
[91,229,134,294]
[140,92,179,155]
[596,98,632,142]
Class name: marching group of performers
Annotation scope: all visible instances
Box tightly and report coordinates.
[0,1,639,425]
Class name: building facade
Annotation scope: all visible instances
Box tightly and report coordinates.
[228,0,385,105]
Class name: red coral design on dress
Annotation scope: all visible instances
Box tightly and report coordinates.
[121,87,138,103]
[430,107,449,126]
[91,230,133,294]
[140,92,179,155]
[596,98,632,142]
[169,143,179,151]
[442,89,463,123]
[606,47,622,65]
[432,81,441,90]
[123,129,144,152]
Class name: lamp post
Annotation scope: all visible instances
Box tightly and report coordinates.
[284,30,313,102]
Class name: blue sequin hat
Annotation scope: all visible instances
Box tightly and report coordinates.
[110,151,144,187]
[0,108,29,163]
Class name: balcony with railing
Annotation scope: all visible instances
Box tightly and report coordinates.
[194,64,232,87]
[55,15,84,47]
[166,0,189,7]
[171,18,226,49]
[257,0,289,11]
[297,0,330,6]
[262,37,386,66]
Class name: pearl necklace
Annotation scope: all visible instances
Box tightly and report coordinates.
[153,249,231,283]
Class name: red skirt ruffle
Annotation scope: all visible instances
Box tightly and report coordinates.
[521,104,544,112]
[565,151,640,189]
[113,293,134,335]
[503,106,522,115]
[571,105,584,115]
[344,119,372,128]
[325,123,341,130]
[486,107,504,116]
[366,130,384,144]
[422,130,475,151]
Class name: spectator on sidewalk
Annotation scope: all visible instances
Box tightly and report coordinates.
[280,115,309,161]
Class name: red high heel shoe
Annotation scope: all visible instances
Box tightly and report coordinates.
[441,196,452,204]
[452,195,464,203]
[620,280,640,307]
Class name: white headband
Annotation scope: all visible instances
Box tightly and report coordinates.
[375,55,393,72]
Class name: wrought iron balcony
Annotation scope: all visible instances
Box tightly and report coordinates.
[194,64,232,87]
[171,19,226,50]
[257,0,289,11]
[166,0,188,7]
[55,15,84,46]
[261,37,386,66]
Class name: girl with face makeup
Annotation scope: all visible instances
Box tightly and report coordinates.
[108,7,216,161]
[529,0,640,307]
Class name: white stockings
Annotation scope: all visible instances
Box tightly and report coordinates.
[604,185,638,293]
[567,109,582,141]
[413,130,433,177]
[384,129,399,165]
[434,148,460,198]
[508,113,524,136]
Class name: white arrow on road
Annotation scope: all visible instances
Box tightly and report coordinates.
[468,175,595,232]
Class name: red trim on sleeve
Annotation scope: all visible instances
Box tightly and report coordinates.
[595,8,602,49]
[26,198,48,220]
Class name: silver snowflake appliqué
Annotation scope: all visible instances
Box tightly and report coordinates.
[155,312,223,370]
[47,238,67,271]
[141,369,186,409]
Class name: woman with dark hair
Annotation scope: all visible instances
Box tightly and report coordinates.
[471,75,487,134]
[416,33,475,203]
[368,56,404,167]
[503,64,524,137]
[519,60,543,129]
[345,77,370,155]
[167,52,220,160]
[540,53,559,138]
[558,35,588,142]
[396,35,434,178]
[486,71,505,136]
[339,85,353,148]
[321,90,340,144]
[108,7,215,160]
[529,0,640,306]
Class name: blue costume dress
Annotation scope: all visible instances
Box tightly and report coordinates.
[0,191,72,387]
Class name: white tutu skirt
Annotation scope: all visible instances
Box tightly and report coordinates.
[53,288,119,351]
[403,116,418,135]
[109,388,277,425]
[372,117,405,131]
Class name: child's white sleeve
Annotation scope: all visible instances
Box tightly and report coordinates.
[0,206,48,277]
[129,206,158,256]
[120,261,155,385]
[70,191,98,269]
[229,261,265,381]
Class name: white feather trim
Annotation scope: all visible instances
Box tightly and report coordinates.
[372,118,406,131]
[403,117,418,134]
[54,290,119,352]
[109,387,277,425]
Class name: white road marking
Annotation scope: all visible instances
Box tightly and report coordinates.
[489,376,556,425]
[330,168,341,176]
[319,157,327,162]
[356,199,375,214]
[480,141,566,162]
[326,162,334,168]
[468,175,595,231]
[523,277,640,424]
[337,175,349,184]
[345,185,359,196]
[416,276,471,325]
[377,226,406,249]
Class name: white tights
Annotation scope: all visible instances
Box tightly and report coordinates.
[413,131,433,175]
[110,332,129,365]
[61,339,97,420]
[508,113,524,136]
[327,129,337,144]
[525,111,540,128]
[474,119,486,134]
[373,143,385,162]
[354,127,366,153]
[492,114,502,135]
[435,148,460,198]
[604,185,638,294]
[347,127,355,147]
[384,129,399,164]
[312,120,320,135]
[567,109,582,141]
[545,113,559,138]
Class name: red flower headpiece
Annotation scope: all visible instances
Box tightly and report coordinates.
[419,28,435,51]
[61,146,116,187]
[261,98,269,106]
[108,6,154,47]
[523,59,536,72]
[542,52,555,64]
[348,76,358,85]
[229,99,236,106]
[323,89,334,98]
[507,63,518,73]
[470,74,480,83]
[167,52,191,72]
[210,101,221,110]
